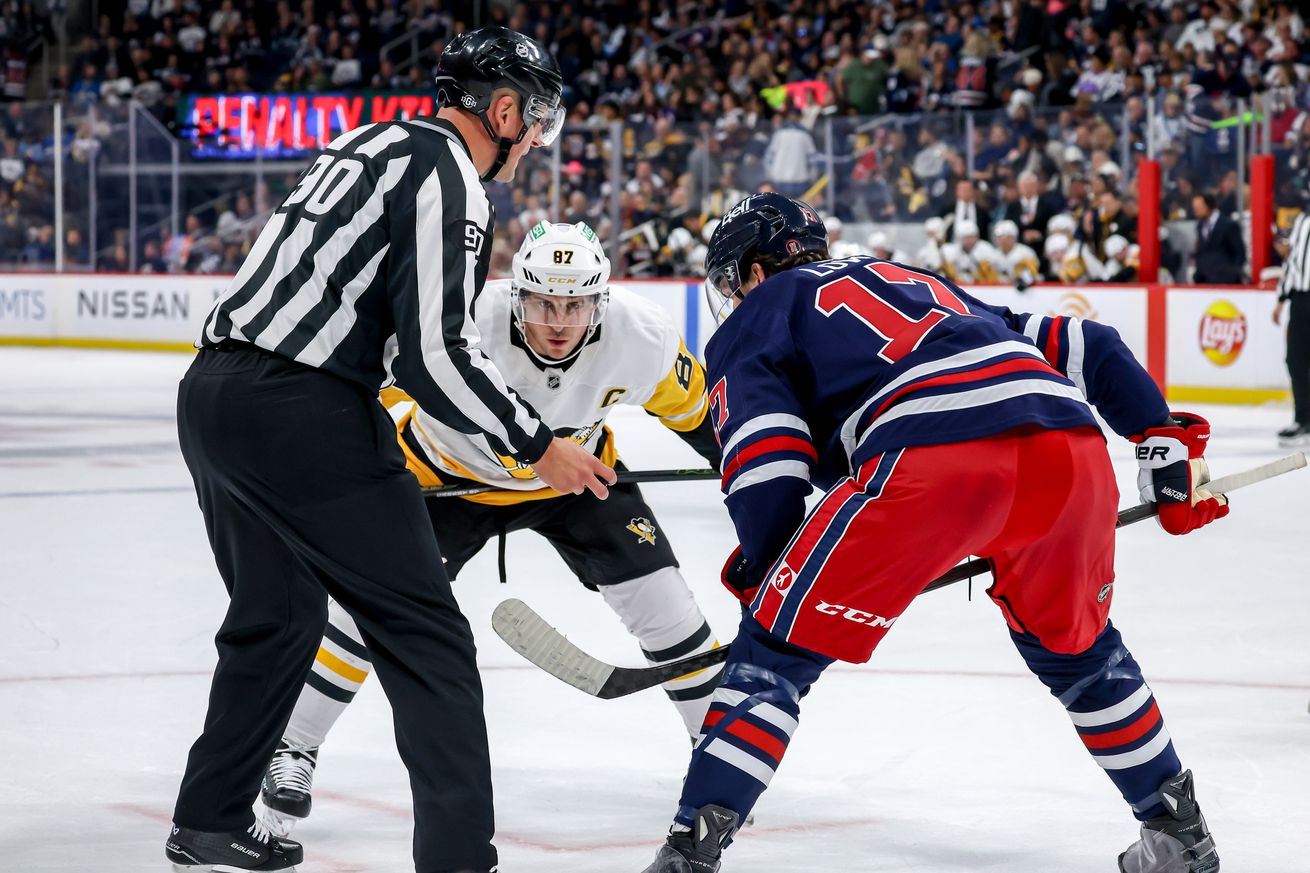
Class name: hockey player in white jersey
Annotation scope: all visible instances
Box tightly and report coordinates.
[941,219,1004,283]
[914,216,947,272]
[992,220,1041,288]
[825,216,866,259]
[256,222,725,835]
[866,230,910,264]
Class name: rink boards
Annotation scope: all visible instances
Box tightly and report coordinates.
[0,273,1289,404]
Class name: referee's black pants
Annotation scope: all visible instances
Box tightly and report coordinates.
[1289,293,1310,426]
[172,344,496,873]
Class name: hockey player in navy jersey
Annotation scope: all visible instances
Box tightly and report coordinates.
[639,193,1226,873]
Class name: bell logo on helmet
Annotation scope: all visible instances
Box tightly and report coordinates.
[461,94,476,109]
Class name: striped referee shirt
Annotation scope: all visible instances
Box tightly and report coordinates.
[199,117,552,463]
[1280,213,1310,301]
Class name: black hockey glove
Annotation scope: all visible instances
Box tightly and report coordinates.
[721,545,761,606]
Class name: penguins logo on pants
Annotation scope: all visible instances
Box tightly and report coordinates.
[627,517,658,545]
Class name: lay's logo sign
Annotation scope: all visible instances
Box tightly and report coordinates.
[1198,299,1247,366]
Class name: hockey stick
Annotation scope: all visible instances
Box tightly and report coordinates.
[491,453,1305,699]
[421,467,718,498]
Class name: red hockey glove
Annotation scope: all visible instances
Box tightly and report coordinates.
[721,546,761,606]
[1130,411,1230,535]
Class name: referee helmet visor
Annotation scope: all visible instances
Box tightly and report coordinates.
[522,93,566,146]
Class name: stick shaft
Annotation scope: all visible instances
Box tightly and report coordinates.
[493,454,1304,698]
[422,467,717,498]
[923,452,1305,594]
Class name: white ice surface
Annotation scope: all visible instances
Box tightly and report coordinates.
[0,347,1307,873]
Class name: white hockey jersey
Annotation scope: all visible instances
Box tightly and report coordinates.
[941,239,1005,283]
[1054,242,1106,284]
[998,242,1041,285]
[914,240,945,272]
[829,240,867,259]
[385,280,708,504]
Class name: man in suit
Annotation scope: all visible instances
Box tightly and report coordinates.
[1192,191,1246,284]
[944,178,990,242]
[1005,170,1058,249]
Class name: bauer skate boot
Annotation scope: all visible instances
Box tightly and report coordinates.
[640,804,739,873]
[1119,770,1219,873]
[256,742,318,837]
[165,820,302,871]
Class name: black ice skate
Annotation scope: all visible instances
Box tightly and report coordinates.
[1277,423,1310,447]
[257,742,317,837]
[165,820,302,871]
[1119,770,1219,873]
[640,804,740,873]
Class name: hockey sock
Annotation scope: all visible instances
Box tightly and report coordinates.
[282,600,372,748]
[674,613,833,832]
[599,567,724,739]
[1011,621,1182,820]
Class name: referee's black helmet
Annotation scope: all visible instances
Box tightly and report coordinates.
[435,27,565,155]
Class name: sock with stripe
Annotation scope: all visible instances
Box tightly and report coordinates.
[674,614,833,830]
[283,599,372,748]
[599,567,725,739]
[1011,621,1182,820]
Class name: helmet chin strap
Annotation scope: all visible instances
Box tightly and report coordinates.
[477,111,530,182]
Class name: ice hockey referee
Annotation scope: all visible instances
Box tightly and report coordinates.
[165,26,615,873]
[1276,211,1310,446]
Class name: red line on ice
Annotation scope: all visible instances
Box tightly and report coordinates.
[316,790,881,853]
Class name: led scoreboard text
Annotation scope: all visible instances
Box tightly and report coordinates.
[182,92,434,159]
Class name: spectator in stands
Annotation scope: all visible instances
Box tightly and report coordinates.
[165,213,205,273]
[1006,170,1059,249]
[763,112,816,199]
[140,235,167,270]
[1192,191,1246,283]
[64,227,89,266]
[946,178,989,242]
[1086,189,1137,258]
[22,224,54,265]
[838,43,888,115]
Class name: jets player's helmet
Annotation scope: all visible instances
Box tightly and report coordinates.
[704,193,829,323]
[434,27,565,180]
[511,221,611,364]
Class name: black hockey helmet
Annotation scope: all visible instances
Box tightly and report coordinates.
[434,26,565,180]
[704,192,829,321]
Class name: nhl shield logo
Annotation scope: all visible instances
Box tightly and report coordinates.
[1097,582,1114,603]
[547,373,561,390]
[786,239,801,255]
[626,517,657,545]
[516,42,531,58]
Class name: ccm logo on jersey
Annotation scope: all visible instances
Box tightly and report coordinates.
[815,601,899,628]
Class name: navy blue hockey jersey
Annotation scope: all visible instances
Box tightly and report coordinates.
[705,256,1170,578]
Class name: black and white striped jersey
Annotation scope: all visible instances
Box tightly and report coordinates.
[1280,213,1310,300]
[200,117,552,464]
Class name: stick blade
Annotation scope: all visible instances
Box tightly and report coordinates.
[491,599,615,697]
